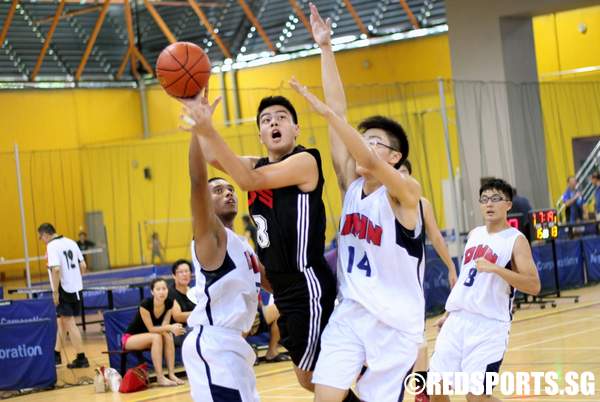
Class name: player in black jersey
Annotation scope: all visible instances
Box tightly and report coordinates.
[182,91,336,391]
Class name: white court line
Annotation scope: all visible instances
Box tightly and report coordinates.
[507,346,600,351]
[259,382,303,394]
[510,316,592,338]
[512,325,600,351]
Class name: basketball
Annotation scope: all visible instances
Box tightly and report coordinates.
[156,42,211,99]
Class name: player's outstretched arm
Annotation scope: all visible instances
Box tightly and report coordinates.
[184,98,228,270]
[474,236,541,295]
[422,198,457,288]
[180,89,259,174]
[310,2,356,193]
[290,78,421,208]
[183,95,318,192]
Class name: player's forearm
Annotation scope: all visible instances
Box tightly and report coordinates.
[323,108,377,170]
[189,134,208,186]
[320,45,355,190]
[320,44,347,117]
[199,128,259,191]
[51,269,60,293]
[492,266,541,295]
[431,236,455,273]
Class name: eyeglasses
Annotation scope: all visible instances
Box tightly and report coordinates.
[479,195,508,204]
[365,137,399,152]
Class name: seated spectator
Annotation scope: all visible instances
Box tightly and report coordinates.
[122,278,185,386]
[76,231,95,265]
[248,293,290,363]
[591,172,600,221]
[563,176,584,223]
[168,259,196,345]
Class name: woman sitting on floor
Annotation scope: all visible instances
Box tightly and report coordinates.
[122,277,185,386]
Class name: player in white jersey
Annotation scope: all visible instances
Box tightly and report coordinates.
[288,5,425,401]
[181,95,266,402]
[38,223,89,368]
[429,178,541,402]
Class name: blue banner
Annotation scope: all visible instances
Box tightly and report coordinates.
[582,237,600,282]
[0,319,56,390]
[0,299,56,330]
[0,286,3,299]
[103,306,183,372]
[423,246,456,314]
[532,240,584,291]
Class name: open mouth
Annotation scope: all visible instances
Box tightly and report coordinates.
[271,129,282,140]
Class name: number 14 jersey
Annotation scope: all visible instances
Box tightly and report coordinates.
[337,177,425,342]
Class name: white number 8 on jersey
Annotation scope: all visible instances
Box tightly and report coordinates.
[252,215,270,248]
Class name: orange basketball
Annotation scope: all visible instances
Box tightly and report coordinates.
[156,42,211,98]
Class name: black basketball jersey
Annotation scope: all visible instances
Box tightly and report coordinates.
[248,146,328,274]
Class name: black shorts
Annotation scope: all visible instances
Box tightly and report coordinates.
[56,286,81,317]
[268,266,336,371]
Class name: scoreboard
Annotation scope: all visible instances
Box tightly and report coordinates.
[530,209,558,241]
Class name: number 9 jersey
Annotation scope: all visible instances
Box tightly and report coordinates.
[337,177,425,342]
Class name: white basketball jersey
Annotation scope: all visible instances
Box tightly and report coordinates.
[46,236,84,293]
[337,177,425,342]
[188,228,261,333]
[445,225,523,322]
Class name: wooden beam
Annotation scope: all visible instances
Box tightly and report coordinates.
[238,0,275,53]
[122,0,140,78]
[187,0,232,59]
[342,0,369,37]
[398,0,420,29]
[116,47,131,79]
[75,0,111,81]
[132,46,153,75]
[0,0,20,47]
[144,0,177,43]
[30,0,66,81]
[153,1,223,6]
[20,0,224,5]
[35,5,101,24]
[288,0,311,36]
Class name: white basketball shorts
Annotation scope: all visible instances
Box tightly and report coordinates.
[312,299,419,402]
[429,310,510,393]
[182,325,259,402]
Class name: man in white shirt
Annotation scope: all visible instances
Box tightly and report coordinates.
[38,223,89,369]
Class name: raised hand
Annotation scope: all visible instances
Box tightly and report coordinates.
[289,77,330,116]
[179,87,221,135]
[309,2,332,47]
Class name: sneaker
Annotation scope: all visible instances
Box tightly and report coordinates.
[55,353,62,366]
[415,392,430,402]
[67,356,89,369]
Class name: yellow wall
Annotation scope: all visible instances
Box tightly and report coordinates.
[0,89,143,277]
[0,34,458,277]
[533,5,600,206]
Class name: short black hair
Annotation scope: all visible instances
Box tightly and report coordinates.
[150,277,168,290]
[479,178,513,201]
[256,96,298,126]
[357,115,409,168]
[171,259,192,275]
[38,223,56,235]
[401,159,412,175]
[208,176,227,183]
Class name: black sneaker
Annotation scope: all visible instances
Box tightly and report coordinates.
[67,356,89,369]
[55,353,62,366]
